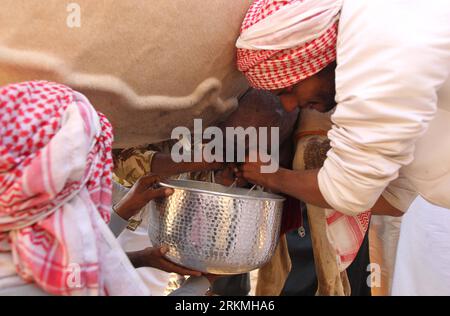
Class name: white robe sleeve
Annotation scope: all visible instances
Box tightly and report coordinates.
[318,0,450,215]
[382,174,417,213]
[109,182,130,237]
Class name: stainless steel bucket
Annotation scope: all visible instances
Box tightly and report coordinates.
[148,179,284,275]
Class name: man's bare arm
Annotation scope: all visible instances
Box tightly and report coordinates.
[238,165,403,217]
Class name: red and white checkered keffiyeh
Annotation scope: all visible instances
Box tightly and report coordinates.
[295,131,371,271]
[325,210,371,270]
[236,0,341,90]
[0,81,148,295]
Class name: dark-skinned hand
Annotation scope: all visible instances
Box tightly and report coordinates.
[114,173,174,220]
[128,246,203,277]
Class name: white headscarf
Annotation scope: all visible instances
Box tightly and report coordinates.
[236,0,343,50]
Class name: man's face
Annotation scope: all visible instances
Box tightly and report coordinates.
[272,62,337,113]
[218,89,298,150]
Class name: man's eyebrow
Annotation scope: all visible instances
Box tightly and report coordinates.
[272,90,283,96]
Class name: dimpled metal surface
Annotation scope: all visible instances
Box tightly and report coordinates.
[149,180,284,275]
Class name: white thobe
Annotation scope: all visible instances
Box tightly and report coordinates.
[368,216,402,296]
[392,197,450,296]
[318,0,450,215]
[316,0,450,296]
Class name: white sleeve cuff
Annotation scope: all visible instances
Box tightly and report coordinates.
[318,158,380,216]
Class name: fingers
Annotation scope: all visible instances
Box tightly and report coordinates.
[145,187,174,201]
[137,173,161,188]
[159,245,169,255]
[139,173,174,198]
[151,246,202,276]
[239,163,259,172]
[159,260,202,277]
[234,164,250,179]
[234,163,264,187]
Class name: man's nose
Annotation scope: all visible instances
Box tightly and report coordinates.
[279,94,299,113]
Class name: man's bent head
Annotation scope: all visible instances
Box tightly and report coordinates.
[272,62,337,113]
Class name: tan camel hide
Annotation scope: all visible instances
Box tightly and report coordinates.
[0,0,252,148]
